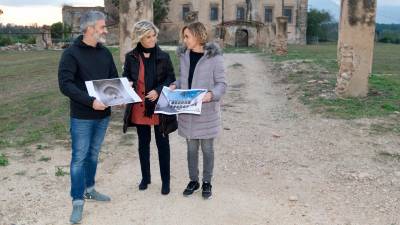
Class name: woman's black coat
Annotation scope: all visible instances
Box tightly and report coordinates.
[122,45,177,135]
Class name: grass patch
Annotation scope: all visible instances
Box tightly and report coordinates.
[304,74,400,119]
[270,43,400,121]
[38,156,51,162]
[0,153,9,166]
[55,167,69,177]
[0,47,179,150]
[0,50,69,149]
[15,171,27,176]
[370,118,400,134]
[36,144,50,150]
[230,63,244,68]
[167,50,179,75]
[271,43,338,72]
[22,148,35,158]
[223,47,262,54]
[378,151,400,161]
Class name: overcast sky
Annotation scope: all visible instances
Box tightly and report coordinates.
[0,0,399,25]
[328,0,400,6]
[0,0,104,7]
[0,1,103,25]
[309,0,400,23]
[1,0,399,7]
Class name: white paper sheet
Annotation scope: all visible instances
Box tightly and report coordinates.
[85,77,142,106]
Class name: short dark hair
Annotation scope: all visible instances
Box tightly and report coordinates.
[80,11,106,33]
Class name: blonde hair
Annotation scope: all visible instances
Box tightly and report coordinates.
[132,20,159,44]
[181,22,208,46]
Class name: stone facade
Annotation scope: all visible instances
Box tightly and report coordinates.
[158,0,308,46]
[62,5,119,45]
[62,0,308,48]
[62,5,104,34]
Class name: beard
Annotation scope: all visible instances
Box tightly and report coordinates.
[94,32,107,44]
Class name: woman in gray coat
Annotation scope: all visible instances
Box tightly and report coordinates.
[170,22,227,199]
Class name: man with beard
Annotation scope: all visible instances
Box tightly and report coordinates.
[58,11,118,224]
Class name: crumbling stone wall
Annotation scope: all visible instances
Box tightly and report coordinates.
[272,16,288,55]
[336,0,377,97]
[295,0,308,45]
[119,0,153,62]
[35,26,52,49]
[104,0,120,45]
[62,5,105,36]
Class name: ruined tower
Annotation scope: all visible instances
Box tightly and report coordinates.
[336,0,377,97]
[296,0,308,45]
[119,0,153,62]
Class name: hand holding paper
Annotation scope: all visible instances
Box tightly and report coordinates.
[202,92,213,103]
[92,99,107,110]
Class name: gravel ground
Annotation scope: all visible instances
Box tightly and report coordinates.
[0,53,399,225]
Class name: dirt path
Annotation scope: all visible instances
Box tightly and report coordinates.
[1,53,400,225]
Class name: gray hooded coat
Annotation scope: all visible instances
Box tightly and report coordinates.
[174,42,227,139]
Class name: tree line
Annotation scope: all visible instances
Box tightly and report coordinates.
[2,6,400,46]
[306,8,400,44]
[0,0,170,46]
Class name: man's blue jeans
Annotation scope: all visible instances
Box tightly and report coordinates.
[70,117,110,201]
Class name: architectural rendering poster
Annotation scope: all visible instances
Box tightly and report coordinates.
[155,87,207,115]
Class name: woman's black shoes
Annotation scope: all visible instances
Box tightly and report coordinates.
[139,179,170,195]
[161,183,170,195]
[139,179,151,190]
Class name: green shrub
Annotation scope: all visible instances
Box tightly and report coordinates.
[0,153,9,166]
[0,36,13,46]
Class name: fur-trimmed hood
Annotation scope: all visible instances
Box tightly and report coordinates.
[176,42,223,58]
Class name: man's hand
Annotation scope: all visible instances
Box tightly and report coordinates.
[169,84,177,90]
[92,99,107,110]
[145,90,159,102]
[202,92,213,103]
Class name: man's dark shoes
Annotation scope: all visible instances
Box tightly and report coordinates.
[183,181,200,196]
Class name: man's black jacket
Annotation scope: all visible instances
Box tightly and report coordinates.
[58,35,118,119]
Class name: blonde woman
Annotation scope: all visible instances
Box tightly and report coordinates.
[170,22,227,199]
[122,20,176,195]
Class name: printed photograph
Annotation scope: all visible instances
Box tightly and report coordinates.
[86,78,141,106]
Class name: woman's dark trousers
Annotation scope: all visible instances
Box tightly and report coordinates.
[136,125,170,185]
